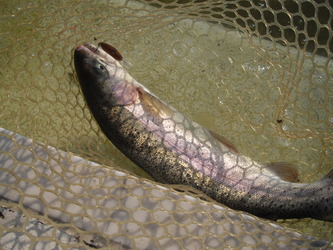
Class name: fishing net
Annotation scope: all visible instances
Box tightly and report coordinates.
[0,0,332,248]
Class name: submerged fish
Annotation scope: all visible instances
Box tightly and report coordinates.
[74,43,333,222]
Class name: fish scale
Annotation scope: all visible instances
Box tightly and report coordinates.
[74,43,333,222]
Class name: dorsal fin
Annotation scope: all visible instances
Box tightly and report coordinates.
[264,162,300,182]
[137,87,173,118]
[209,130,239,154]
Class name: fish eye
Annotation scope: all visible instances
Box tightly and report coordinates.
[98,64,106,71]
[94,63,107,75]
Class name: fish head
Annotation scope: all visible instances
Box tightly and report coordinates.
[74,43,137,107]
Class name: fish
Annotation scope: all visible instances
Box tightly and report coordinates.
[74,43,333,222]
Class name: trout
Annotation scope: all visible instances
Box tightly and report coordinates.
[74,43,333,221]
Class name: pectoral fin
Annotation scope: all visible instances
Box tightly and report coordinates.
[209,130,239,154]
[138,87,173,118]
[264,162,300,182]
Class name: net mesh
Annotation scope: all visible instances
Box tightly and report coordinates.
[0,0,332,248]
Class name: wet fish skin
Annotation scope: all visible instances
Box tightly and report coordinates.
[74,43,333,222]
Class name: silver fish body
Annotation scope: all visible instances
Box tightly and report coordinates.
[74,43,333,221]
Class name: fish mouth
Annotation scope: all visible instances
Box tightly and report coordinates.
[76,43,98,53]
[75,44,100,58]
[75,43,113,62]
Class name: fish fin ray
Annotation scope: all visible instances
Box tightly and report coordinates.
[138,87,173,118]
[264,162,300,182]
[209,130,239,154]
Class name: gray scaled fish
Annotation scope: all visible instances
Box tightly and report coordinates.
[74,43,333,222]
